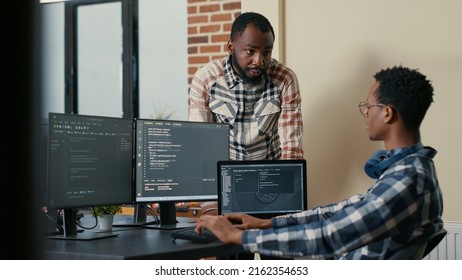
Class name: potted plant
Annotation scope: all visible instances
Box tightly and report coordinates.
[90,205,123,231]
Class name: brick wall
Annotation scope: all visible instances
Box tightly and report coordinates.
[187,0,241,84]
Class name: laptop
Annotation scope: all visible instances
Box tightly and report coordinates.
[217,159,308,219]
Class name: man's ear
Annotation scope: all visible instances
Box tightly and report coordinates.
[383,106,395,124]
[227,40,233,53]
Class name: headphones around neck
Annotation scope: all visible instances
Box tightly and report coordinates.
[364,146,420,179]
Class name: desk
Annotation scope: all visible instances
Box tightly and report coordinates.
[44,227,244,260]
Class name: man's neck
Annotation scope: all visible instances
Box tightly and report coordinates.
[384,130,420,150]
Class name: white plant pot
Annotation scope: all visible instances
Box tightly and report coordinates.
[98,215,114,232]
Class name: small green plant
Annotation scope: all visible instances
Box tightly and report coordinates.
[90,205,122,217]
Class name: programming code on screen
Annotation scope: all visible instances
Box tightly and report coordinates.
[135,119,229,203]
[48,113,133,208]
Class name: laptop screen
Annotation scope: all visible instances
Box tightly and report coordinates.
[217,159,308,219]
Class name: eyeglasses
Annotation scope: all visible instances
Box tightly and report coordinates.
[358,101,386,117]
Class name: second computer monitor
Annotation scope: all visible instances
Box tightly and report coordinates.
[134,119,230,227]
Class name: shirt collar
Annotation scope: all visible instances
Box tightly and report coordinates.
[387,142,424,157]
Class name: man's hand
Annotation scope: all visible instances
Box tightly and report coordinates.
[195,215,243,245]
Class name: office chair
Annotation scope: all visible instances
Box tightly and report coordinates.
[387,228,447,260]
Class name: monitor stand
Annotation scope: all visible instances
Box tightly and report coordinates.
[143,202,196,230]
[47,208,118,240]
[112,204,158,227]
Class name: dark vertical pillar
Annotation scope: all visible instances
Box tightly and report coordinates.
[1,0,42,259]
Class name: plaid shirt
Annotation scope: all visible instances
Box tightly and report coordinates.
[189,55,304,213]
[242,143,444,259]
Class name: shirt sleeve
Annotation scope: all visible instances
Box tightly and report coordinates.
[271,194,363,228]
[271,63,304,159]
[188,60,224,123]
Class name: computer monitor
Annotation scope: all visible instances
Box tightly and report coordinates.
[47,113,134,240]
[217,159,308,219]
[134,119,230,229]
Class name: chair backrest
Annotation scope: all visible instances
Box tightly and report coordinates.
[387,228,447,260]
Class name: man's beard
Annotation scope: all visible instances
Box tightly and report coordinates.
[231,54,266,86]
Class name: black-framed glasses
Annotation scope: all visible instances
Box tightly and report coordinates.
[358,101,386,117]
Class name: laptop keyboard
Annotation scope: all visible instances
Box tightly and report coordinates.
[171,227,218,243]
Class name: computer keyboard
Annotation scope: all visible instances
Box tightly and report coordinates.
[171,226,218,243]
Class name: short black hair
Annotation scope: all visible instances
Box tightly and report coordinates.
[374,65,434,130]
[230,12,275,41]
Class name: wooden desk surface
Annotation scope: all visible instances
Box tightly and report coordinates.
[44,227,243,260]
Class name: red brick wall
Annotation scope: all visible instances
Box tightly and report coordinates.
[187,0,241,84]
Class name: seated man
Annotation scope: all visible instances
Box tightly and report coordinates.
[195,65,443,259]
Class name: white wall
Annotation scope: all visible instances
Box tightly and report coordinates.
[243,0,462,221]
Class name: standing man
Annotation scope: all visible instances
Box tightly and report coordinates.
[188,12,304,216]
[195,66,444,259]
